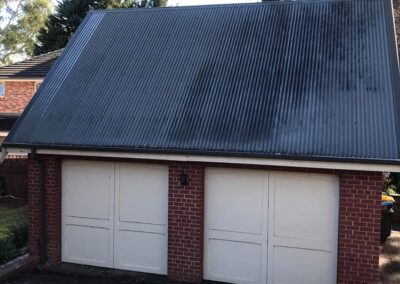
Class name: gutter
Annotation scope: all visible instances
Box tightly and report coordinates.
[31,148,47,264]
[3,145,400,172]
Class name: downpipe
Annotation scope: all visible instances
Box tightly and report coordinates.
[32,148,47,264]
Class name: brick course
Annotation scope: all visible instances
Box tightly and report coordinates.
[337,171,382,284]
[0,81,37,113]
[26,155,382,283]
[168,163,204,283]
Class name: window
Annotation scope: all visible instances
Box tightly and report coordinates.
[0,82,4,97]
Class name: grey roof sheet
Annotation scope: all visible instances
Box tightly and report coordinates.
[4,0,400,163]
[0,50,62,79]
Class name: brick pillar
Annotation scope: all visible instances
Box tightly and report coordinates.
[44,156,62,264]
[27,155,62,264]
[337,171,382,284]
[27,157,40,258]
[168,163,204,283]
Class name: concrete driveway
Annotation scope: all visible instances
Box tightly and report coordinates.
[4,263,219,284]
[380,227,400,283]
[4,264,170,284]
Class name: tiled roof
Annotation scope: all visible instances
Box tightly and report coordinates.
[0,50,62,79]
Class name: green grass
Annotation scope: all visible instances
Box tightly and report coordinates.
[0,203,27,240]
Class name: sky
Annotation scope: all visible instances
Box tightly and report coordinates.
[50,0,261,8]
[172,0,259,6]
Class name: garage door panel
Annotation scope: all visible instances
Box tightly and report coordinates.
[205,168,339,284]
[270,237,334,253]
[206,239,263,283]
[272,246,336,284]
[114,163,168,274]
[115,230,167,274]
[62,160,168,275]
[62,160,114,268]
[118,164,168,225]
[268,172,338,284]
[116,222,166,235]
[208,230,264,244]
[272,172,339,242]
[63,160,114,220]
[63,224,112,267]
[63,217,113,228]
[204,168,268,284]
[206,169,264,235]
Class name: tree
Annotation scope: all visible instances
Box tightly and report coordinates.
[34,0,167,55]
[0,0,51,65]
[394,4,400,60]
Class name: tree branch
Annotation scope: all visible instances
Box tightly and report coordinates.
[2,0,24,32]
[0,44,26,65]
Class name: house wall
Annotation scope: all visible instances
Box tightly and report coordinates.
[0,81,36,113]
[27,155,382,284]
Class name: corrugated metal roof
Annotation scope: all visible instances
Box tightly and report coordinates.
[0,50,62,79]
[4,0,400,163]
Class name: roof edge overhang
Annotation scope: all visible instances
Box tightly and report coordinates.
[0,113,21,119]
[0,77,44,81]
[2,144,400,172]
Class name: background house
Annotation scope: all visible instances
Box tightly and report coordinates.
[0,50,61,143]
[2,1,399,284]
[0,50,61,199]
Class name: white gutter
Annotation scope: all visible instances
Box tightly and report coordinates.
[3,147,400,172]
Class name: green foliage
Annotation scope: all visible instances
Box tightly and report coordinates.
[0,220,28,264]
[0,0,51,65]
[385,172,400,194]
[0,204,28,264]
[34,0,167,55]
[8,219,28,249]
[0,236,17,264]
[0,204,27,240]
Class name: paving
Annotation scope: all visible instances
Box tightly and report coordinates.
[380,228,400,283]
[3,263,220,284]
[4,264,170,284]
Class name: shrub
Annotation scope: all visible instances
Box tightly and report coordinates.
[8,219,28,249]
[0,237,16,265]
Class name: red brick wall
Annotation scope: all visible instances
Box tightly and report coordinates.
[27,155,61,264]
[168,163,204,283]
[27,157,39,257]
[0,155,27,199]
[26,155,382,283]
[0,81,36,113]
[337,171,382,284]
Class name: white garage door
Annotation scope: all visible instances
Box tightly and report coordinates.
[204,168,339,284]
[62,160,168,275]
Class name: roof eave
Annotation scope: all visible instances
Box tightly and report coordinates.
[3,142,400,168]
[0,76,45,80]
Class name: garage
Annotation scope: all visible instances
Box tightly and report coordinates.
[61,160,168,275]
[204,168,339,284]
